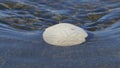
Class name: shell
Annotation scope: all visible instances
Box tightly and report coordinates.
[43,23,88,46]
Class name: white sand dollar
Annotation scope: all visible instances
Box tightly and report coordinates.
[43,23,88,46]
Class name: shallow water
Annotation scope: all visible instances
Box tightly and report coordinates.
[0,0,120,68]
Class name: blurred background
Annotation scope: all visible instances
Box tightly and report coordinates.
[0,0,120,31]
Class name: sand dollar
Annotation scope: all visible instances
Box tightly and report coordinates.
[43,23,88,46]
